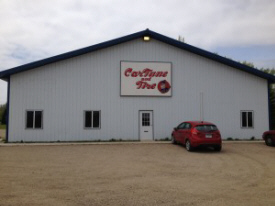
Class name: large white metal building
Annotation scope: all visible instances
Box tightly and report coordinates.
[1,29,275,142]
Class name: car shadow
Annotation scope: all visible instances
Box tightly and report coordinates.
[176,143,226,154]
[193,147,225,154]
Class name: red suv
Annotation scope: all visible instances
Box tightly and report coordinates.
[171,121,222,151]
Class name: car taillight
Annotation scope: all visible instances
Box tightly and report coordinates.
[192,128,200,135]
[215,131,221,138]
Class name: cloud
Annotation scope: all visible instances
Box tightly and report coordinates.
[0,0,275,103]
[1,0,274,65]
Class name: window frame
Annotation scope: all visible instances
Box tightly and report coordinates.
[240,110,254,129]
[84,110,101,129]
[25,110,43,130]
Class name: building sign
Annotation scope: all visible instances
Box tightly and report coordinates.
[121,61,172,96]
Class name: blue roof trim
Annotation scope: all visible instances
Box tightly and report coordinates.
[0,29,148,80]
[1,29,275,82]
[147,30,275,82]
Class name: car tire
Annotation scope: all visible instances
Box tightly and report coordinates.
[265,135,274,146]
[214,145,222,152]
[171,135,176,144]
[185,140,193,152]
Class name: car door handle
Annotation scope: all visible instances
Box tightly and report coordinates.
[144,131,148,132]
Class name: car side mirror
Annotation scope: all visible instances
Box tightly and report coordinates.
[174,127,178,131]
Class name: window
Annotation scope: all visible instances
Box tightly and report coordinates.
[177,123,185,129]
[177,123,191,129]
[26,110,43,129]
[185,123,191,129]
[196,125,218,131]
[241,111,254,128]
[142,113,150,126]
[84,111,101,129]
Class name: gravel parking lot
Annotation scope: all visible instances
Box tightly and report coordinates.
[0,142,274,206]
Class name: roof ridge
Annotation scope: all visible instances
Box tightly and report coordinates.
[0,29,274,82]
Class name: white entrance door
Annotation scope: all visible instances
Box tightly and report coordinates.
[139,111,153,140]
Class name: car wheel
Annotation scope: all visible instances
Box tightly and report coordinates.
[185,140,193,151]
[265,135,274,146]
[214,145,222,152]
[171,135,176,144]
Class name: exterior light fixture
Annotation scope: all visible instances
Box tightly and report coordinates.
[143,36,150,41]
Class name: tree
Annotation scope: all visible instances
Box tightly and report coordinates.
[241,61,255,68]
[261,68,275,75]
[0,104,7,125]
[178,35,185,43]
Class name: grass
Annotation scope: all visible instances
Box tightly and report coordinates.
[0,125,6,129]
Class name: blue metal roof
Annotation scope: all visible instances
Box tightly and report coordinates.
[1,29,275,82]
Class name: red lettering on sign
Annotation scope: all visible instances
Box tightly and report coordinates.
[132,71,138,77]
[124,68,132,77]
[142,68,151,77]
[136,81,156,89]
[124,68,168,78]
[155,71,164,77]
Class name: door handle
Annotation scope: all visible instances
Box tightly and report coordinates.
[144,131,148,132]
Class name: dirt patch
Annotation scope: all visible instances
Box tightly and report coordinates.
[0,143,274,206]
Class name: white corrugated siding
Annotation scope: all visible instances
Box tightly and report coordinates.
[9,38,269,141]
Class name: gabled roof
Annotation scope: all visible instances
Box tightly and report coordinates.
[0,29,275,82]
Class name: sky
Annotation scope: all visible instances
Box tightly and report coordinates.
[0,0,275,104]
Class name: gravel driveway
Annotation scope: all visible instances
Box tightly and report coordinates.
[0,142,274,206]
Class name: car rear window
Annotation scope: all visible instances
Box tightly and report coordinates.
[196,125,218,131]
